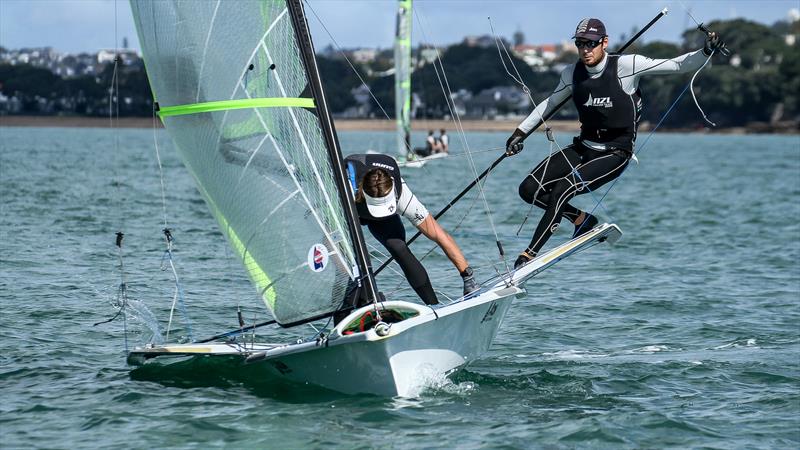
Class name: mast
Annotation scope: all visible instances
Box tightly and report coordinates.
[286,0,380,307]
[395,0,412,157]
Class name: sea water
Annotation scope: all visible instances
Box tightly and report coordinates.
[1,126,798,448]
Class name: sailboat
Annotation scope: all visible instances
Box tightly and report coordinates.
[125,0,622,397]
[381,0,448,169]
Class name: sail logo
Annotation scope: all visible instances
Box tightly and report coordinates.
[583,94,613,108]
[308,244,329,272]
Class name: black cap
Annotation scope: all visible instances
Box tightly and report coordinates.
[573,18,607,40]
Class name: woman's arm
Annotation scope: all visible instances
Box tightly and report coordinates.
[415,215,468,273]
[398,181,468,273]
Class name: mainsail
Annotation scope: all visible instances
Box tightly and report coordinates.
[130,0,376,325]
[394,0,412,156]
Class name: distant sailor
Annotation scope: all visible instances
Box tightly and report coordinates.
[345,153,479,306]
[505,18,725,268]
[437,129,449,154]
[416,130,441,157]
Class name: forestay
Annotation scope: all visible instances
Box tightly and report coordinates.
[130,0,359,324]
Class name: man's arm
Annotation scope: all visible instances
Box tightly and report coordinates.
[397,181,469,273]
[619,50,709,83]
[517,64,575,134]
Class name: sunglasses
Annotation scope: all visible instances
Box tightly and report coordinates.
[575,39,603,49]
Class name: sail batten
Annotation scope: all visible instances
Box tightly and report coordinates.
[131,0,364,324]
[260,45,357,268]
[231,56,355,275]
[194,0,222,102]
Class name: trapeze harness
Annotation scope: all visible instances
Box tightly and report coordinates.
[345,154,438,305]
[518,55,641,255]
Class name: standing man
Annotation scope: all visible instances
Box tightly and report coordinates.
[505,18,724,269]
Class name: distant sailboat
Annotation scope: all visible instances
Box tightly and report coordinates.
[124,0,621,397]
[386,0,449,168]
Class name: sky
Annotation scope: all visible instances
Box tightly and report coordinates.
[1,0,798,54]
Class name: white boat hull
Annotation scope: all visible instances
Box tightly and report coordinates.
[128,223,621,396]
[397,152,448,169]
[256,288,520,396]
[129,286,522,397]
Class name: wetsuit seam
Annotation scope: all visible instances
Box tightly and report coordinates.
[527,153,628,252]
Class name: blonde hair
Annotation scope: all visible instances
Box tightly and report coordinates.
[356,168,393,203]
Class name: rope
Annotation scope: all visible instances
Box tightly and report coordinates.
[414,8,506,265]
[488,18,596,251]
[689,51,717,127]
[149,65,196,342]
[106,0,129,352]
[161,228,194,342]
[303,2,406,153]
[575,81,694,224]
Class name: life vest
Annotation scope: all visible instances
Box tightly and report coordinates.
[344,154,403,221]
[572,54,642,151]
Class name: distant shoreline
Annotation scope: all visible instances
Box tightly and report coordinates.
[1,115,796,134]
[0,115,568,131]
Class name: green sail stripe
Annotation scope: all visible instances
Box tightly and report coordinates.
[158,97,316,117]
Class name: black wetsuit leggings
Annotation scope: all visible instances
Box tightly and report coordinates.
[518,142,630,255]
[364,215,438,305]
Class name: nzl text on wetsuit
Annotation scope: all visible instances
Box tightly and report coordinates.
[344,154,436,305]
[517,49,709,255]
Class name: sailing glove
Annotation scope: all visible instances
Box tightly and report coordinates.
[505,128,526,156]
[703,31,726,56]
[461,266,478,295]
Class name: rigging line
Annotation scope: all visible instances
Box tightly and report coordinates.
[373,7,668,278]
[688,48,717,127]
[365,242,409,294]
[415,184,482,266]
[580,82,693,224]
[162,230,194,342]
[676,0,725,126]
[411,10,463,142]
[487,18,582,240]
[117,234,129,352]
[414,8,505,260]
[152,103,169,229]
[151,112,197,344]
[108,0,129,352]
[151,79,193,343]
[304,1,411,154]
[678,0,703,29]
[573,20,723,222]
